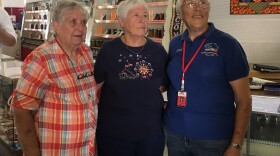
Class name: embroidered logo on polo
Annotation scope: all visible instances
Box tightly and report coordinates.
[118,54,154,80]
[201,43,219,56]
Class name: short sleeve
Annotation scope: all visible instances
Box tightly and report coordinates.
[11,51,48,110]
[224,39,249,82]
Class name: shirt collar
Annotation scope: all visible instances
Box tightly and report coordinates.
[180,22,215,42]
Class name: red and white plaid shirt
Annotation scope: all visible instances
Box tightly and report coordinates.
[10,39,98,156]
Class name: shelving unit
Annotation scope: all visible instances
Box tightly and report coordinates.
[91,0,168,59]
[20,0,52,61]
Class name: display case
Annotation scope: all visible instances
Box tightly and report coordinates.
[21,0,52,61]
[91,0,168,60]
[244,95,280,155]
[0,55,23,156]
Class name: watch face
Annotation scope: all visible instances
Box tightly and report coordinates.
[236,144,241,149]
[232,143,241,149]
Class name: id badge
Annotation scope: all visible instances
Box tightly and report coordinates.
[177,91,187,107]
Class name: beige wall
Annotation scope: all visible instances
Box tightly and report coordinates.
[3,0,25,7]
[163,0,280,66]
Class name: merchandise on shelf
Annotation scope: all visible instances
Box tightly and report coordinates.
[91,0,168,58]
[21,0,52,61]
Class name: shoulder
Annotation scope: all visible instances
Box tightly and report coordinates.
[170,34,183,44]
[80,43,91,51]
[26,40,60,63]
[146,38,167,56]
[0,8,9,20]
[102,37,121,48]
[212,28,239,45]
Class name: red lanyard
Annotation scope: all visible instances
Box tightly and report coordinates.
[180,38,206,90]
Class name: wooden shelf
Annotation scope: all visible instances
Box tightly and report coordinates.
[95,20,118,24]
[25,19,48,22]
[92,34,119,39]
[23,28,46,32]
[148,20,166,24]
[25,10,48,13]
[249,70,280,80]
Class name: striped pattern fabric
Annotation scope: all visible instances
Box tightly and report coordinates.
[11,39,98,156]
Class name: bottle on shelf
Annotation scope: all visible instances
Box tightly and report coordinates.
[43,14,47,20]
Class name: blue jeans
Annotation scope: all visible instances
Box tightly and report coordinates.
[165,128,231,156]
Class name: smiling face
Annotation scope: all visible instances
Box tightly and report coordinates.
[181,0,210,32]
[118,5,148,38]
[53,8,87,48]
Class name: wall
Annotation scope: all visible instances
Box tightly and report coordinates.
[163,0,280,66]
[209,0,280,66]
[3,0,24,7]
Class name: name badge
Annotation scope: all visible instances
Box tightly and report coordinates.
[177,91,187,107]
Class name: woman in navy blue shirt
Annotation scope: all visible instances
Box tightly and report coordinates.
[94,0,168,156]
[164,0,252,156]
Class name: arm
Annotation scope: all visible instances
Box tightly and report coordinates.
[159,85,166,93]
[0,9,17,46]
[224,76,252,156]
[13,107,40,156]
[0,27,16,46]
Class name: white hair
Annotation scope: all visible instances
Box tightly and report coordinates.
[117,0,148,19]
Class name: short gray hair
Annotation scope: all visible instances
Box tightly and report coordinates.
[52,0,89,24]
[117,0,148,19]
[176,0,185,17]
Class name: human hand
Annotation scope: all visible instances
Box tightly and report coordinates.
[223,145,241,156]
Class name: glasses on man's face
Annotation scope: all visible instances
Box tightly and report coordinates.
[183,0,209,9]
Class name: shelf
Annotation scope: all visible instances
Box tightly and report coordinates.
[22,37,44,41]
[25,19,48,22]
[92,33,120,39]
[95,20,166,24]
[149,37,162,43]
[147,1,168,7]
[148,20,166,24]
[95,20,118,24]
[25,10,48,13]
[91,47,101,50]
[96,1,168,9]
[92,34,162,43]
[23,28,46,32]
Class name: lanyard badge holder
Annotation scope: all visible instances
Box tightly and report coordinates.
[177,74,187,107]
[176,38,207,108]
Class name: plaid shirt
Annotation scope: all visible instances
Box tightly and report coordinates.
[10,39,98,156]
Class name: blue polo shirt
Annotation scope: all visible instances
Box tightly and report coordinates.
[164,23,249,140]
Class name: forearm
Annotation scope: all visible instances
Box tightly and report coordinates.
[231,98,252,144]
[229,76,252,145]
[14,107,40,156]
[0,28,16,46]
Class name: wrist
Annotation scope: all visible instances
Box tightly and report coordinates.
[231,142,243,150]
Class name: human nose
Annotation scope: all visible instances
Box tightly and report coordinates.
[76,21,86,30]
[139,15,147,22]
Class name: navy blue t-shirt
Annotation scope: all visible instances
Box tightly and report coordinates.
[165,23,249,140]
[94,37,168,139]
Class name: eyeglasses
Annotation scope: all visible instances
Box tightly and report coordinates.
[183,0,209,9]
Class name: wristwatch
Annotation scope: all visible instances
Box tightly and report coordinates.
[231,143,242,150]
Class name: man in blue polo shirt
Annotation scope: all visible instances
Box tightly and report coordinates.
[164,0,252,156]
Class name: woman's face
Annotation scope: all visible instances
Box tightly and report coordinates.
[119,5,148,38]
[53,9,87,47]
[181,0,210,32]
